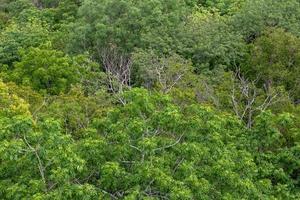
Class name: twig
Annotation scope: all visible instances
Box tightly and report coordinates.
[23,136,46,189]
[153,134,184,152]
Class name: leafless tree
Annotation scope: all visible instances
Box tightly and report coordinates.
[100,46,132,104]
[32,0,44,9]
[155,65,188,94]
[152,55,192,94]
[231,69,284,128]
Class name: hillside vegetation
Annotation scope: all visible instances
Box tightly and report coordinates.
[0,0,299,199]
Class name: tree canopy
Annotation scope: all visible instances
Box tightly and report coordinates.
[0,0,299,199]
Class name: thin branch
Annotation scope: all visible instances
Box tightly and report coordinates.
[23,136,46,188]
[153,134,184,152]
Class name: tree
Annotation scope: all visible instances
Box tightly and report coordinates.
[132,50,195,92]
[68,0,195,56]
[0,17,49,66]
[230,69,288,128]
[1,1,300,199]
[180,9,246,71]
[244,28,300,101]
[0,83,299,199]
[4,44,80,94]
[248,111,300,199]
[0,80,102,199]
[232,0,300,42]
[199,0,246,15]
[38,86,112,137]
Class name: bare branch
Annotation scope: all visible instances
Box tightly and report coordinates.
[99,46,132,104]
[23,136,46,189]
[231,68,284,128]
[153,134,184,152]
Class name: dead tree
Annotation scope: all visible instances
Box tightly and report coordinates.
[231,69,284,128]
[153,55,191,94]
[100,46,132,104]
[32,0,44,9]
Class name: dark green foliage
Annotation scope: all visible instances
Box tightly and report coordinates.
[232,0,300,42]
[244,28,300,100]
[68,0,195,56]
[179,10,246,71]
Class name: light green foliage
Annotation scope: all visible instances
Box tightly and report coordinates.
[200,0,246,15]
[0,80,31,117]
[0,0,80,54]
[38,87,111,137]
[0,84,299,199]
[0,81,98,199]
[89,89,299,199]
[3,81,44,115]
[4,44,79,94]
[0,17,49,66]
[30,0,82,25]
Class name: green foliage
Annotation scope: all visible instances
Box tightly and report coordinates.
[1,0,300,199]
[0,81,100,199]
[232,0,300,41]
[38,87,111,137]
[71,89,298,198]
[0,17,49,66]
[249,111,300,198]
[68,0,195,56]
[0,0,11,27]
[3,44,80,94]
[180,9,246,71]
[200,0,246,15]
[0,83,300,199]
[5,0,33,17]
[3,81,44,116]
[0,80,31,117]
[245,28,300,100]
